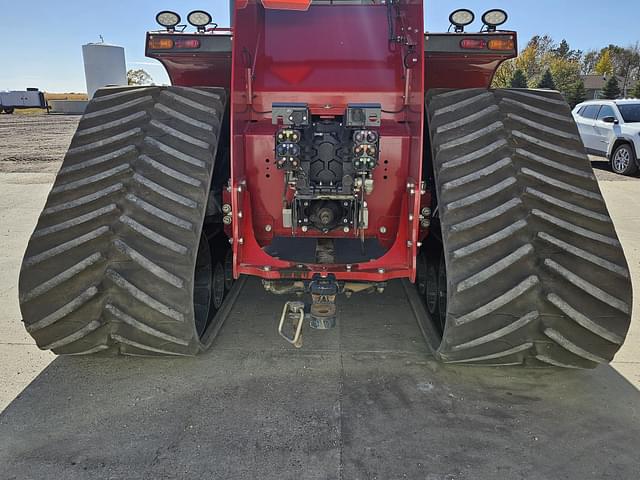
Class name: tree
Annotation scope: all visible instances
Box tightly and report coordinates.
[582,50,599,74]
[631,81,640,99]
[492,59,516,88]
[602,76,621,99]
[566,80,587,108]
[595,49,614,76]
[127,69,154,86]
[548,56,581,96]
[537,70,556,90]
[510,69,528,88]
[553,39,582,62]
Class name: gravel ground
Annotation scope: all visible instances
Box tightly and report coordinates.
[0,115,79,172]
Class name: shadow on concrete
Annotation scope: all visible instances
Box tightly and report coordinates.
[591,158,614,173]
[590,157,640,181]
[1,280,639,480]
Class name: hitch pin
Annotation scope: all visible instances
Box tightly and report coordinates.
[278,301,305,348]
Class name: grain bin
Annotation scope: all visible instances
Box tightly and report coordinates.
[82,43,127,99]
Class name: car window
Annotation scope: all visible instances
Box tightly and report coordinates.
[577,106,587,116]
[597,105,617,121]
[618,104,640,123]
[582,105,601,119]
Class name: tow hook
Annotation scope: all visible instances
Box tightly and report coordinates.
[278,301,305,348]
[309,275,338,330]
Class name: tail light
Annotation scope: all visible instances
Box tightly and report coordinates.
[488,38,515,51]
[460,39,487,49]
[459,37,515,51]
[175,39,201,49]
[148,37,201,50]
[148,38,174,49]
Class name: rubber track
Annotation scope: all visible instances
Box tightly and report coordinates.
[18,86,226,356]
[426,88,632,368]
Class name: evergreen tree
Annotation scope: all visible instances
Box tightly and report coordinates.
[510,69,528,88]
[566,80,587,108]
[602,76,621,99]
[631,81,640,99]
[537,70,556,90]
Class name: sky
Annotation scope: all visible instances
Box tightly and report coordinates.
[1,0,639,92]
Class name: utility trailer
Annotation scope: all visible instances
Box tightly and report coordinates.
[0,88,48,114]
[18,2,632,368]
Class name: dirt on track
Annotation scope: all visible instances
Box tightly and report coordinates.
[0,115,80,173]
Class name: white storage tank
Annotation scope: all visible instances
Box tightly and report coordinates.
[82,43,127,99]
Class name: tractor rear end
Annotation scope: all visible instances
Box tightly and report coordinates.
[17,1,632,368]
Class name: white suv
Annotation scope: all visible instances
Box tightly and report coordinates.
[572,100,640,176]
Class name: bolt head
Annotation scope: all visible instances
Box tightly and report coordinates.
[378,268,385,274]
[238,238,244,245]
[343,227,350,233]
[379,226,387,234]
[265,224,272,232]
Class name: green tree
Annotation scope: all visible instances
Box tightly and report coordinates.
[566,80,587,108]
[127,69,154,86]
[492,59,516,88]
[548,56,581,96]
[601,76,621,99]
[537,70,556,89]
[510,69,528,88]
[631,81,640,99]
[553,39,582,62]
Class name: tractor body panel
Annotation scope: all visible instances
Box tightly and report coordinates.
[228,1,425,282]
[145,3,517,284]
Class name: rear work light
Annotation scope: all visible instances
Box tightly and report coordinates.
[488,38,515,51]
[148,37,174,49]
[460,39,487,49]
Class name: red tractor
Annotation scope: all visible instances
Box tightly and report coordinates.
[19,1,632,368]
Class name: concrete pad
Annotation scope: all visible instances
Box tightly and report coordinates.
[1,279,639,479]
[599,182,640,372]
[1,121,640,477]
[0,345,54,412]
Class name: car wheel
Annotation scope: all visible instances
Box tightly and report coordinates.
[611,143,638,176]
